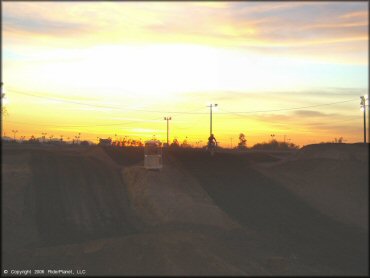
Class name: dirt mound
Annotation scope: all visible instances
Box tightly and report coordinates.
[2,146,135,253]
[3,145,368,275]
[2,148,39,253]
[259,144,368,230]
[103,146,144,166]
[171,149,368,275]
[295,143,368,162]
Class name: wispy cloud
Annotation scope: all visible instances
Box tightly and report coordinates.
[293,110,336,117]
[3,2,367,63]
[3,13,88,37]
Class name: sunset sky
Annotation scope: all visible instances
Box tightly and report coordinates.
[2,1,368,147]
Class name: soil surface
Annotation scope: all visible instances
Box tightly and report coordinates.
[2,143,368,276]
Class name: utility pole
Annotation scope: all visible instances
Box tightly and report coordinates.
[360,96,367,143]
[207,103,218,136]
[164,117,172,146]
[12,130,18,141]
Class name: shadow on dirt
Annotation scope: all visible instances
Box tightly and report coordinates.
[170,148,368,275]
[29,150,137,247]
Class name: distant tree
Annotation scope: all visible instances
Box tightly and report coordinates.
[181,138,192,148]
[334,137,344,143]
[238,133,247,149]
[170,138,180,148]
[288,142,299,149]
[122,137,128,146]
[137,139,143,147]
[27,135,40,144]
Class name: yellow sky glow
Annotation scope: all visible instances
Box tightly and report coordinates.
[2,2,369,146]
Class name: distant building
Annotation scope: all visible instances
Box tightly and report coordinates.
[99,138,112,146]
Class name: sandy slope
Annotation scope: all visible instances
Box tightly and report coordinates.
[170,148,368,275]
[256,143,368,230]
[2,148,39,253]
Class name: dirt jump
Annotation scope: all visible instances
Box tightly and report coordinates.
[2,142,368,275]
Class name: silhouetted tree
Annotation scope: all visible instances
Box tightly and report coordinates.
[170,138,180,148]
[27,135,40,144]
[334,137,344,143]
[181,138,192,148]
[238,133,247,149]
[137,139,143,147]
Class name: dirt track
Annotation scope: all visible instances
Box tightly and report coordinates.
[2,143,368,275]
[170,148,368,274]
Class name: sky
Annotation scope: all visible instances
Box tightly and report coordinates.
[2,1,369,147]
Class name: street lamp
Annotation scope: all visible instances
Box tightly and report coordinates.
[207,103,218,136]
[11,130,18,141]
[360,96,368,143]
[76,133,81,144]
[164,116,172,146]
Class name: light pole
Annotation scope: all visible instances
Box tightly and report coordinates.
[11,129,18,141]
[207,103,218,136]
[360,96,368,143]
[164,116,172,146]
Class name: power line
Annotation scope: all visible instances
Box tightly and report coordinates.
[8,89,210,114]
[4,117,164,128]
[218,98,358,116]
[8,88,358,115]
